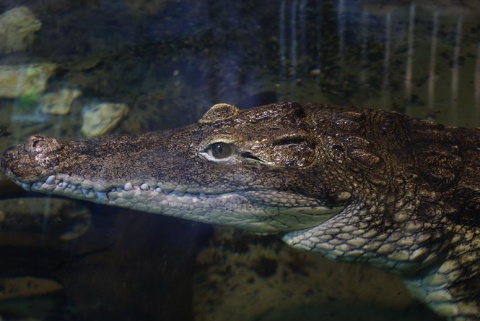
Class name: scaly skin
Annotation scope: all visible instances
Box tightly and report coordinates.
[1,102,479,320]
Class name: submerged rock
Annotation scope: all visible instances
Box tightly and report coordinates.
[0,6,42,54]
[81,103,129,137]
[40,88,82,115]
[0,277,62,300]
[0,63,57,98]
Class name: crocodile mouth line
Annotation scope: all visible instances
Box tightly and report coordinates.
[13,174,220,203]
[10,174,344,220]
[9,174,342,233]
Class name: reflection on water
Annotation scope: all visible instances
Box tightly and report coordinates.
[0,0,478,320]
[276,0,480,126]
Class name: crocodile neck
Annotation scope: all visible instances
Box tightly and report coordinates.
[2,102,480,320]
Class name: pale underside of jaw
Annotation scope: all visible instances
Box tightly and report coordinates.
[11,174,343,233]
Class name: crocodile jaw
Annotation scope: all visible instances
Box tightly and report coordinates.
[1,135,345,233]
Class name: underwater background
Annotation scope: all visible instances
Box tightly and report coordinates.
[0,0,479,320]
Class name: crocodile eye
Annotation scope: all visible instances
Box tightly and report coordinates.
[208,142,234,159]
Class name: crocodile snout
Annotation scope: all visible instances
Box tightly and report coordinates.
[1,135,60,182]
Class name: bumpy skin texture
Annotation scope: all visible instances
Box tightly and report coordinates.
[1,102,480,320]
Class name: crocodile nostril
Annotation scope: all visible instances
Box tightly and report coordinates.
[24,135,61,155]
[26,135,47,153]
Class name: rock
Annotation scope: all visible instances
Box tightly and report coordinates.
[81,103,129,137]
[0,6,42,54]
[0,63,57,98]
[0,277,62,300]
[40,88,82,115]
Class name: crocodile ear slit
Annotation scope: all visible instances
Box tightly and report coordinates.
[198,103,240,123]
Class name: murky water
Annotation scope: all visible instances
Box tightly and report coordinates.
[0,0,478,320]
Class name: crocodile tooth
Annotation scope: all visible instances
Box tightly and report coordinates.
[124,182,133,191]
[140,183,149,190]
[46,175,56,185]
[96,191,108,201]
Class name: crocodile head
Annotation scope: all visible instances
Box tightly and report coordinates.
[0,102,350,233]
[2,101,480,320]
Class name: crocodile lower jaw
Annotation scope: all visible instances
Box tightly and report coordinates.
[13,174,342,233]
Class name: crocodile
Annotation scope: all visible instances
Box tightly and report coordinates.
[1,102,479,320]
